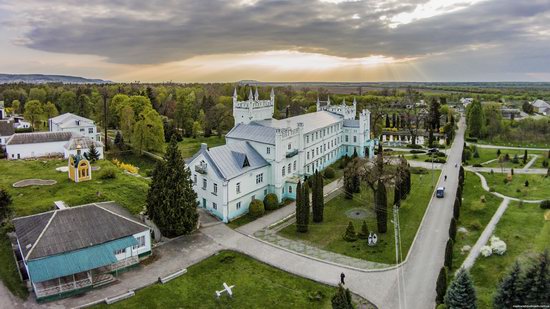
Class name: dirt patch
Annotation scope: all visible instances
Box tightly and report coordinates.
[13,179,57,188]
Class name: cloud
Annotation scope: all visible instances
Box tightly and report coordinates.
[0,0,549,81]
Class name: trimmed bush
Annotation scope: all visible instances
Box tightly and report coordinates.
[324,167,335,179]
[358,221,369,239]
[473,163,483,167]
[410,167,429,174]
[263,193,279,210]
[540,200,550,209]
[249,199,265,218]
[406,144,423,149]
[99,167,117,179]
[343,221,357,242]
[425,158,446,164]
[410,149,426,154]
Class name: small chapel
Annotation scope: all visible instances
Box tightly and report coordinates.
[68,145,92,183]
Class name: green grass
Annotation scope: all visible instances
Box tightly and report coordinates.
[476,139,550,149]
[532,153,550,169]
[452,172,503,270]
[94,251,342,309]
[322,159,345,186]
[465,147,545,168]
[482,173,550,200]
[177,136,226,158]
[106,151,160,176]
[0,231,28,299]
[0,159,149,217]
[469,202,550,308]
[279,171,440,264]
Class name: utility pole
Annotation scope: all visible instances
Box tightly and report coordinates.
[101,87,109,151]
[393,205,403,309]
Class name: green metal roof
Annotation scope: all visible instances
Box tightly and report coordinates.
[27,236,137,283]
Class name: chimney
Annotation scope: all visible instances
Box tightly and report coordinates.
[200,143,208,151]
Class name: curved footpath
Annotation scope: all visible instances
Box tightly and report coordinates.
[467,143,550,152]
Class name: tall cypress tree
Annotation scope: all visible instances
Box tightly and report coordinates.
[375,180,388,233]
[445,268,477,309]
[493,262,523,308]
[303,182,310,231]
[453,198,460,220]
[393,179,401,208]
[449,218,457,241]
[146,136,198,237]
[436,266,448,305]
[313,171,324,222]
[344,166,354,199]
[521,251,549,305]
[296,181,306,232]
[444,238,454,269]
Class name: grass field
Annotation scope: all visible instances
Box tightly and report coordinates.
[465,147,545,168]
[476,139,550,149]
[177,136,225,158]
[482,173,550,200]
[0,159,149,217]
[279,171,440,264]
[0,231,28,299]
[469,201,550,308]
[106,151,160,176]
[451,172,503,270]
[94,251,346,309]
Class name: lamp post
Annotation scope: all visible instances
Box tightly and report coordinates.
[428,147,438,188]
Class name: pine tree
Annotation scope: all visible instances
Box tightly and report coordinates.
[520,251,549,305]
[146,136,198,237]
[449,218,457,241]
[344,166,354,199]
[444,238,453,269]
[85,142,100,162]
[493,262,523,308]
[523,149,528,164]
[303,183,310,232]
[352,172,361,193]
[0,188,13,225]
[331,284,354,309]
[313,172,324,222]
[114,130,124,150]
[375,180,388,233]
[393,179,401,208]
[312,171,319,220]
[453,198,460,220]
[358,220,369,239]
[343,221,357,242]
[445,268,477,309]
[296,181,307,233]
[436,266,448,305]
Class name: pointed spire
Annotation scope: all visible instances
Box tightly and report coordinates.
[254,87,259,100]
[270,88,275,98]
[327,96,331,105]
[248,88,254,101]
[342,98,346,105]
[233,87,237,98]
[353,97,357,105]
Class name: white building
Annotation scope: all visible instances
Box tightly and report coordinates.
[531,99,550,115]
[0,101,5,119]
[49,113,100,141]
[5,131,103,160]
[188,89,375,223]
[0,120,15,146]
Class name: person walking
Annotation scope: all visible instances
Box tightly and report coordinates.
[340,272,346,285]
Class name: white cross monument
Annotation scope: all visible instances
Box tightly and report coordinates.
[216,282,235,298]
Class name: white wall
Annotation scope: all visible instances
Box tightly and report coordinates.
[114,230,151,261]
[65,146,104,159]
[6,141,66,159]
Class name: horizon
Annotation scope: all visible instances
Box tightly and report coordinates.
[1,0,550,82]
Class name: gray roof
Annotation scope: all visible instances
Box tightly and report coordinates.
[204,141,269,180]
[0,120,14,136]
[532,99,550,108]
[13,202,148,260]
[64,136,103,150]
[50,113,94,128]
[226,123,276,145]
[254,111,343,133]
[7,131,73,145]
[343,119,359,128]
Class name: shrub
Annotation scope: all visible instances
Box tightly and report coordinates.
[525,180,529,187]
[343,221,357,242]
[410,167,429,174]
[263,193,279,210]
[543,159,549,168]
[249,199,265,218]
[490,235,507,255]
[540,200,550,209]
[470,219,482,231]
[99,167,117,179]
[111,159,139,174]
[410,149,426,154]
[481,245,493,257]
[512,155,519,164]
[426,158,446,164]
[465,137,478,143]
[324,167,335,179]
[406,144,423,149]
[473,164,483,167]
[358,221,369,239]
[436,152,446,158]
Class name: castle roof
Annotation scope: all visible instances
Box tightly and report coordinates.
[254,111,342,133]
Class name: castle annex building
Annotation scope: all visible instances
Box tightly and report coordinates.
[188,89,376,223]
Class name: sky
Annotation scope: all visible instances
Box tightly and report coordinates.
[0,0,550,83]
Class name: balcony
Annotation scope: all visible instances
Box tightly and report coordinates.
[286,149,299,158]
[195,162,207,174]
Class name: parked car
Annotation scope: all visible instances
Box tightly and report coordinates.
[436,187,445,198]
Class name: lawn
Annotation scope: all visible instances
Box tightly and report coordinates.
[482,172,550,200]
[465,147,545,168]
[469,201,550,308]
[0,231,28,299]
[177,135,226,158]
[451,172,503,270]
[0,159,150,217]
[532,152,550,169]
[106,151,160,176]
[322,159,345,186]
[279,171,440,264]
[94,251,352,309]
[476,139,550,149]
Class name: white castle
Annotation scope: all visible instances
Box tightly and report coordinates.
[189,89,375,222]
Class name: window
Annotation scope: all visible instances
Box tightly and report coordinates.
[256,173,264,184]
[213,202,217,210]
[307,165,310,173]
[213,183,218,194]
[133,235,146,249]
[293,161,296,171]
[114,248,125,255]
[251,195,255,201]
[80,128,85,132]
[267,147,271,154]
[288,163,291,173]
[288,143,291,150]
[282,166,286,176]
[345,135,349,142]
[236,202,241,210]
[236,182,241,194]
[202,179,207,190]
[194,174,197,184]
[289,186,293,193]
[307,152,310,160]
[306,135,309,143]
[316,148,319,155]
[88,128,94,134]
[264,189,268,195]
[353,136,357,143]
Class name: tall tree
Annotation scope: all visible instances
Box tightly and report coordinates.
[444,238,453,269]
[43,101,59,119]
[295,181,307,233]
[520,251,549,305]
[146,136,198,237]
[428,98,441,146]
[467,100,486,138]
[23,99,43,129]
[0,188,12,225]
[303,183,310,231]
[436,266,448,305]
[132,108,165,155]
[119,105,135,143]
[312,171,324,222]
[445,268,477,309]
[493,262,523,308]
[331,284,354,309]
[375,180,388,233]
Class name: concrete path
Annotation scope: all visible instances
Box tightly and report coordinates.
[461,198,510,270]
[523,155,538,169]
[465,166,547,175]
[467,143,550,151]
[472,171,544,204]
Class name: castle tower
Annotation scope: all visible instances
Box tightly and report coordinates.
[233,87,275,125]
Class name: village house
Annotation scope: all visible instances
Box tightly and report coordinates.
[0,119,15,147]
[12,202,151,302]
[530,99,550,115]
[49,113,101,141]
[188,89,375,223]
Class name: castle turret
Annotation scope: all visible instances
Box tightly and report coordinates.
[233,88,275,125]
